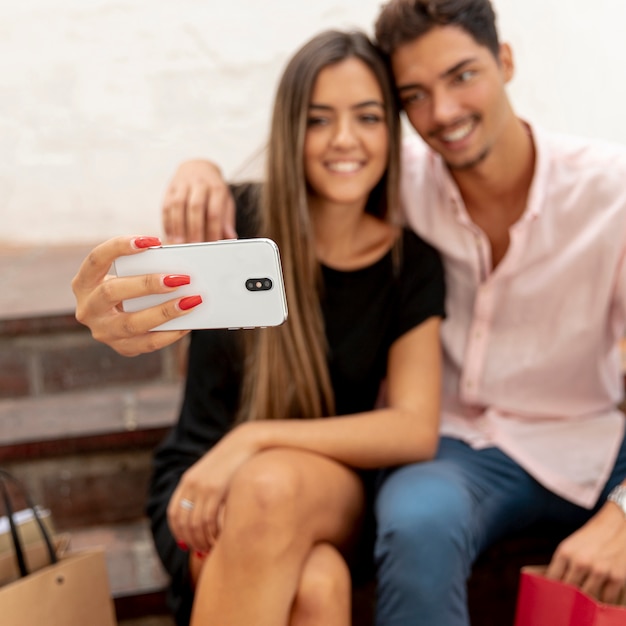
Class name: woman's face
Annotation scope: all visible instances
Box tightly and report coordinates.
[304,57,389,211]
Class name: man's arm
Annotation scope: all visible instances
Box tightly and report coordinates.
[546,483,626,603]
[162,160,236,243]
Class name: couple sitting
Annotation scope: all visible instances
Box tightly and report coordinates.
[73,1,626,625]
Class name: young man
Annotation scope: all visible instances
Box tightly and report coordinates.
[160,1,626,624]
[369,2,626,625]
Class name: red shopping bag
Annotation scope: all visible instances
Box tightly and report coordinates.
[514,566,626,626]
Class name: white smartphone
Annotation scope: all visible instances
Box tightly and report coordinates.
[113,238,288,331]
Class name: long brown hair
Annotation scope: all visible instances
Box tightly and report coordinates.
[237,30,401,423]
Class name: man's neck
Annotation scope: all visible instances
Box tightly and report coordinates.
[449,116,536,218]
[447,116,536,270]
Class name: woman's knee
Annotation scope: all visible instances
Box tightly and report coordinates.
[291,543,351,625]
[232,451,301,510]
[224,451,307,548]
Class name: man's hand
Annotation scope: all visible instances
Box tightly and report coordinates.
[162,159,236,243]
[546,501,626,604]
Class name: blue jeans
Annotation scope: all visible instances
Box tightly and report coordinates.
[374,435,626,626]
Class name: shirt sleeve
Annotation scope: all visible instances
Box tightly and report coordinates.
[391,228,446,343]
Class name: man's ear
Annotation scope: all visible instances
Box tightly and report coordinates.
[498,43,514,83]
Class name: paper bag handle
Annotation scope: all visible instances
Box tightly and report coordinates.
[0,468,57,577]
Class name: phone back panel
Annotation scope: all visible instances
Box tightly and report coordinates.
[113,238,288,331]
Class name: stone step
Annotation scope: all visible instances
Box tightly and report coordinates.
[0,383,180,528]
[0,245,179,623]
[0,241,186,403]
[0,382,182,460]
[0,242,96,322]
[0,315,184,402]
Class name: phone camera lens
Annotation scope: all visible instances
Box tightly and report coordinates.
[246,278,273,291]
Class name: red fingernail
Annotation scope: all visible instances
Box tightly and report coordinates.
[133,236,161,249]
[179,295,202,311]
[195,551,208,559]
[163,274,191,287]
[177,541,188,551]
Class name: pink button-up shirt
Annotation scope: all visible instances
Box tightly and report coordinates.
[401,124,626,507]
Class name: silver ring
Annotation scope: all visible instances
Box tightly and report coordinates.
[180,498,195,511]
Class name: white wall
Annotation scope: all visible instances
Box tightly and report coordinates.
[2,0,625,244]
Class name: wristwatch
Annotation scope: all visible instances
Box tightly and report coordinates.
[607,484,626,518]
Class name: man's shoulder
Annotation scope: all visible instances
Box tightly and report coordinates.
[540,127,626,171]
[533,127,626,225]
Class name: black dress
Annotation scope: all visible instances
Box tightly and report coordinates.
[146,190,446,625]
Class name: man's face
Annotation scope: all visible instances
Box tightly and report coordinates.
[391,25,513,171]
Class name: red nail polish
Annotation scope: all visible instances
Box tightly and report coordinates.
[195,551,207,559]
[179,295,202,311]
[133,236,161,249]
[163,274,191,287]
[177,541,188,551]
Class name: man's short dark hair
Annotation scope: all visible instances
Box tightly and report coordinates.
[375,0,500,58]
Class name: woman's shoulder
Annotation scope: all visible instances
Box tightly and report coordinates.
[396,227,445,298]
[400,227,442,262]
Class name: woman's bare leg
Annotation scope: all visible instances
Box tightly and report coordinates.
[191,540,352,626]
[189,448,364,626]
[290,542,351,626]
[190,542,352,626]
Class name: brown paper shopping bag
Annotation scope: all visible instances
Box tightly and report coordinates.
[0,532,71,586]
[0,469,117,625]
[0,548,117,626]
[0,506,55,553]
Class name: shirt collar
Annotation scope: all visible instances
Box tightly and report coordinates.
[427,119,551,224]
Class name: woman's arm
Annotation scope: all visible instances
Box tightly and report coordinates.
[168,316,441,550]
[234,314,441,468]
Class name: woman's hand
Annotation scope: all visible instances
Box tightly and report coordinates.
[167,423,261,553]
[71,236,199,356]
[162,159,237,243]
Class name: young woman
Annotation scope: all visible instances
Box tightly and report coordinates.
[72,30,444,626]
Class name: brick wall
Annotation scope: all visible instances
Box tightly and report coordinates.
[0,317,181,399]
